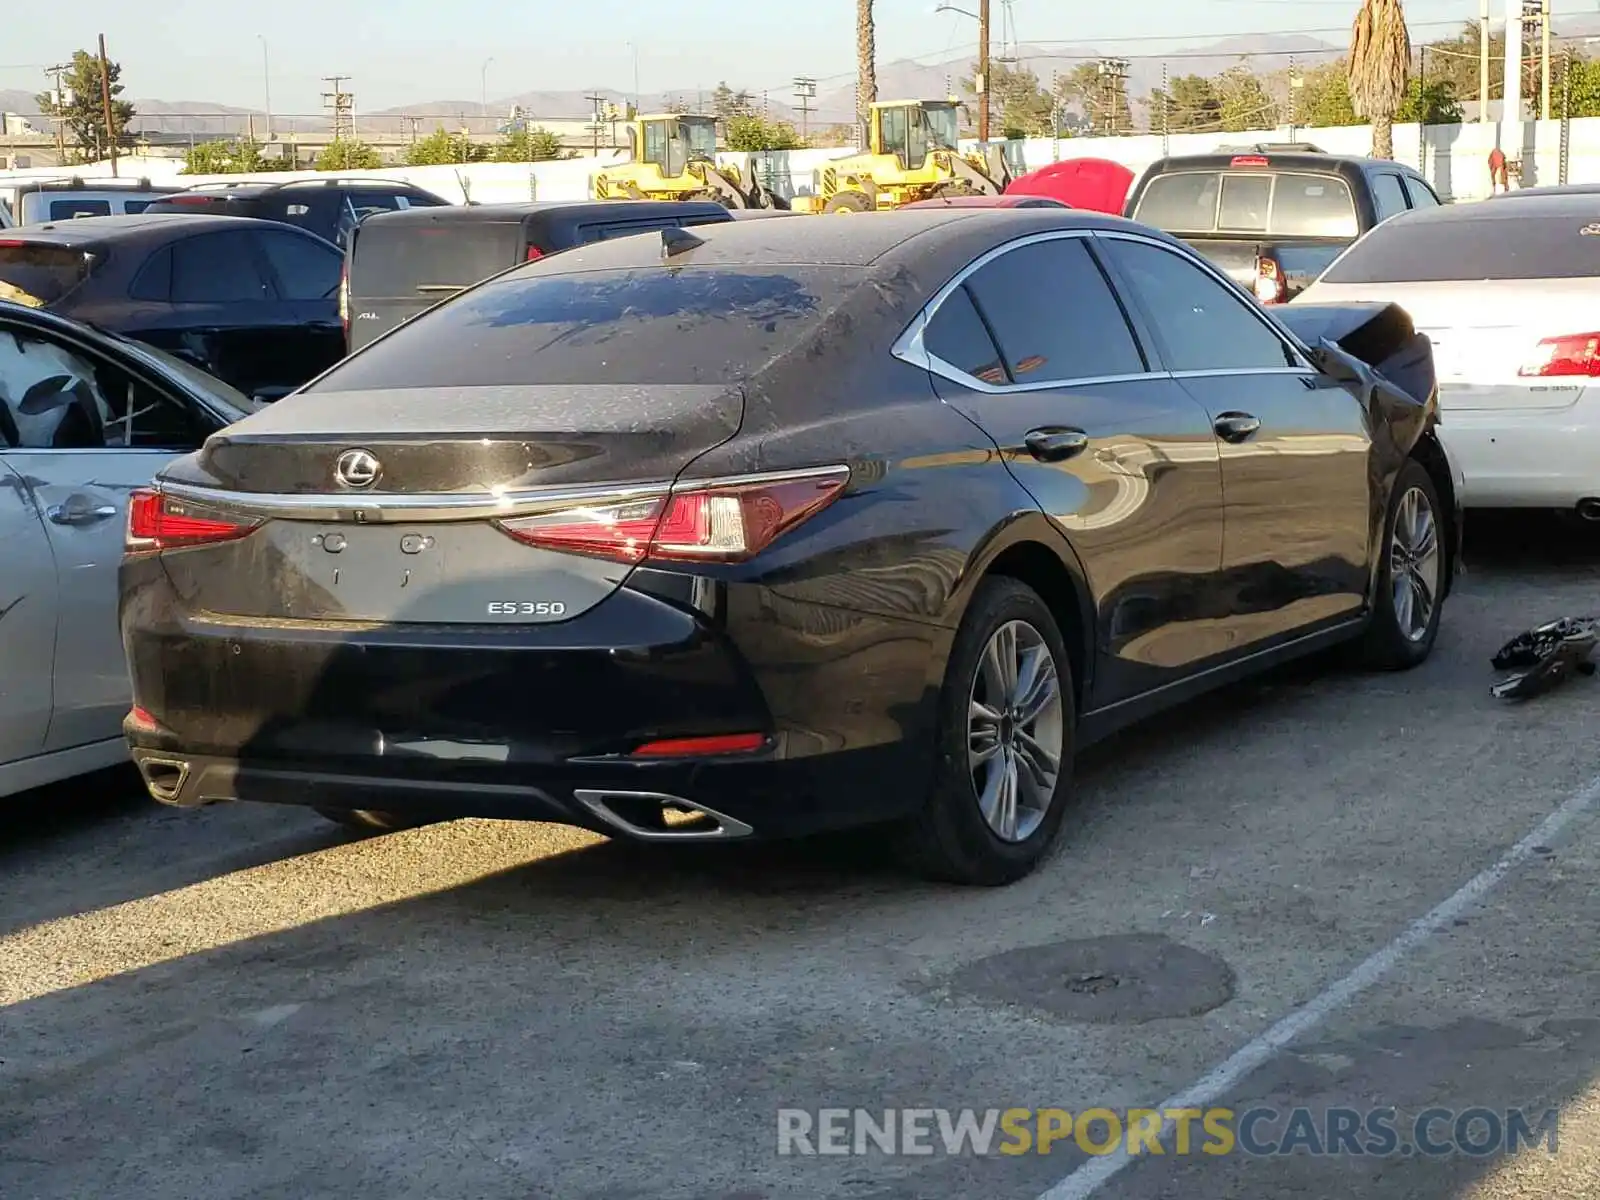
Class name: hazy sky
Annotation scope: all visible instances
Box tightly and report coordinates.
[0,0,1572,114]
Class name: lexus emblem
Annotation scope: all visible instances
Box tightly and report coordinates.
[334,448,381,490]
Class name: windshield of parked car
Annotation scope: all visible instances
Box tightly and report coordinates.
[1135,170,1359,239]
[1320,212,1600,283]
[0,243,101,307]
[307,264,856,389]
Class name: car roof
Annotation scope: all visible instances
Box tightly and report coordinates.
[359,199,731,227]
[1144,151,1422,176]
[0,212,309,244]
[1488,182,1600,198]
[495,207,1170,274]
[901,195,1068,209]
[1383,193,1600,225]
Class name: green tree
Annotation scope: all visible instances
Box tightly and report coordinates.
[1349,0,1412,158]
[34,49,136,162]
[971,62,1055,138]
[405,127,479,165]
[710,82,755,121]
[181,137,266,175]
[1055,62,1132,134]
[1147,74,1222,132]
[493,127,568,161]
[1297,60,1361,127]
[1216,64,1278,132]
[315,139,382,171]
[725,114,804,151]
[1397,75,1462,124]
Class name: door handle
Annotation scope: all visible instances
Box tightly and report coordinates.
[1022,428,1090,463]
[47,500,119,527]
[1213,412,1262,443]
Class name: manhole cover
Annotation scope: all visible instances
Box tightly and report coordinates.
[943,934,1235,1024]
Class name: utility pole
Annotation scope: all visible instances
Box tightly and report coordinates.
[1161,62,1171,154]
[792,76,816,141]
[97,34,118,175]
[44,63,68,165]
[1541,0,1552,120]
[322,76,354,141]
[585,91,606,155]
[1479,0,1491,121]
[1097,58,1129,136]
[1560,44,1574,183]
[977,0,991,142]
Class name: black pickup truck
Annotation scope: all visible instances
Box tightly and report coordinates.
[1124,147,1442,304]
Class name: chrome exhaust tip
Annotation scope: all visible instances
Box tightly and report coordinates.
[572,790,754,841]
[136,756,192,804]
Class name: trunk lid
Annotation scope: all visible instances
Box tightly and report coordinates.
[157,382,742,625]
[1298,278,1600,411]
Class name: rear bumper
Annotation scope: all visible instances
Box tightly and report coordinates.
[1438,398,1600,507]
[120,562,948,840]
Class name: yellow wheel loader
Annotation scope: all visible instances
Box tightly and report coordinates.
[813,100,1012,213]
[592,114,788,209]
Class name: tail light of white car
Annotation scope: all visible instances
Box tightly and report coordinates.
[494,468,851,564]
[1518,332,1600,378]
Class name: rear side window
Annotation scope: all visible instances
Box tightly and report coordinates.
[130,246,173,301]
[1136,170,1358,238]
[352,221,525,296]
[923,286,1008,384]
[50,199,111,220]
[255,229,341,300]
[0,243,101,306]
[170,231,271,303]
[1402,177,1440,209]
[1371,174,1410,222]
[961,238,1145,383]
[1321,214,1600,283]
[310,265,856,389]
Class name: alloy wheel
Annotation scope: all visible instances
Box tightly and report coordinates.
[1389,486,1440,642]
[967,620,1065,843]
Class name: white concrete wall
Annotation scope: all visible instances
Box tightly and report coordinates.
[2,118,1594,207]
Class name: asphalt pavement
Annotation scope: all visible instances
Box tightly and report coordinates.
[3,512,1599,1200]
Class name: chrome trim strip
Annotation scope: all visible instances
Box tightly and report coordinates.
[156,464,853,524]
[1170,367,1318,380]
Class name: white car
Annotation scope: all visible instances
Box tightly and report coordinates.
[1296,195,1600,513]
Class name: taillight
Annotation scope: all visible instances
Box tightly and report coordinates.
[629,732,767,757]
[1253,256,1286,304]
[526,245,545,261]
[168,195,211,206]
[1231,155,1269,167]
[494,468,850,563]
[126,489,260,554]
[1518,332,1600,378]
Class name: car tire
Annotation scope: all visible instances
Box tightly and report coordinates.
[894,577,1076,886]
[1358,458,1446,670]
[314,807,432,835]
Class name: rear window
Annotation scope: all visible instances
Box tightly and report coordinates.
[1320,215,1600,283]
[50,199,111,220]
[1135,170,1358,238]
[0,243,101,306]
[352,221,526,297]
[311,265,852,390]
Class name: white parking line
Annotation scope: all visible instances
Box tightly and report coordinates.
[1036,771,1600,1200]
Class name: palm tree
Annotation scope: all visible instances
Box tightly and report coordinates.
[1348,0,1411,159]
[857,0,877,133]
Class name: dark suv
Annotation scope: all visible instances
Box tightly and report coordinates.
[144,177,450,249]
[342,199,734,350]
[1125,146,1442,303]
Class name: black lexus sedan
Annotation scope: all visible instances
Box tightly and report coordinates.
[0,214,343,401]
[119,210,1462,885]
